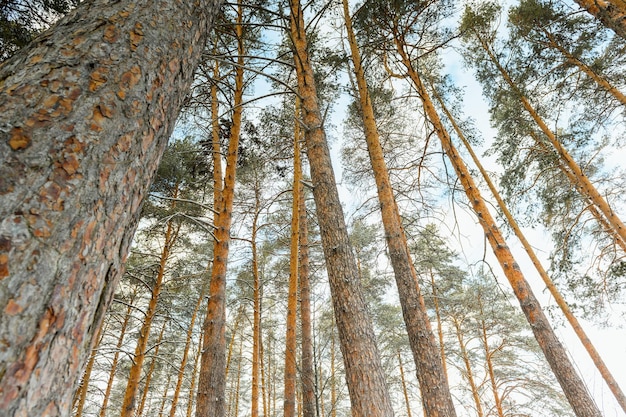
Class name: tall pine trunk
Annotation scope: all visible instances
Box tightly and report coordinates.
[169,286,207,417]
[197,1,244,413]
[342,2,456,416]
[136,317,169,417]
[451,317,484,417]
[298,113,316,417]
[284,105,302,417]
[121,210,179,417]
[289,0,394,415]
[393,32,602,417]
[252,187,262,417]
[437,91,626,414]
[0,1,220,414]
[98,297,135,417]
[475,33,626,250]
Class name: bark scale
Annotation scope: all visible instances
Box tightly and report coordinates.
[0,0,220,415]
[289,0,394,415]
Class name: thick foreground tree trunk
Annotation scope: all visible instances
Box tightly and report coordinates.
[289,1,394,416]
[0,1,221,415]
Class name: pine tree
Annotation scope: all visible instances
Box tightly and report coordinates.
[0,1,221,415]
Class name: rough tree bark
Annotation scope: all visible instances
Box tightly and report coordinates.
[289,0,394,415]
[0,1,221,415]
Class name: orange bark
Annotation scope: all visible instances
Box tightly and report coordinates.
[284,103,302,417]
[397,352,413,417]
[342,2,456,415]
[438,93,626,414]
[477,34,626,250]
[121,211,179,417]
[197,1,245,415]
[574,0,626,39]
[298,117,316,417]
[289,0,394,415]
[393,31,602,417]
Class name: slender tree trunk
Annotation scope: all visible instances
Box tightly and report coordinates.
[197,1,244,414]
[393,32,602,417]
[428,269,449,383]
[122,209,179,417]
[284,101,302,417]
[477,296,505,417]
[451,318,484,417]
[540,30,626,106]
[397,352,413,417]
[574,0,626,39]
[299,111,316,417]
[252,191,262,417]
[169,286,207,417]
[475,33,626,250]
[0,1,220,414]
[98,300,135,417]
[74,324,105,417]
[158,372,173,417]
[437,91,626,414]
[137,317,169,417]
[330,328,337,417]
[289,1,394,415]
[261,330,270,417]
[186,331,204,417]
[342,2,456,415]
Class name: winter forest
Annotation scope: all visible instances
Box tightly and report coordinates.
[1,0,626,416]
